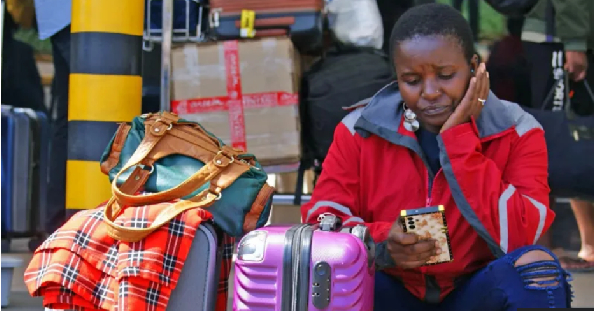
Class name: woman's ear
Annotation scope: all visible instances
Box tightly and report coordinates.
[469,54,480,75]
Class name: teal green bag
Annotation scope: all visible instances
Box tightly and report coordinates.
[99,112,274,240]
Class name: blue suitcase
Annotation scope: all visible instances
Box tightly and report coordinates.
[1,106,50,250]
[18,108,51,234]
[2,106,31,235]
[1,107,16,235]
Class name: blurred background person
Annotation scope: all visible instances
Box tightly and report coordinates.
[521,0,594,272]
[33,0,72,238]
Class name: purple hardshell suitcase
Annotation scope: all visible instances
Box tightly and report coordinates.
[232,214,376,311]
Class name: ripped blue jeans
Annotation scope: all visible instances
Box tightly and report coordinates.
[374,245,573,310]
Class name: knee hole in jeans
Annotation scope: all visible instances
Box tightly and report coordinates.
[514,249,562,289]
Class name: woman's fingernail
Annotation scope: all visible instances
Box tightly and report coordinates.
[487,72,489,78]
[437,249,442,255]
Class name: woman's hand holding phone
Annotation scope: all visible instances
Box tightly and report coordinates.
[386,220,441,269]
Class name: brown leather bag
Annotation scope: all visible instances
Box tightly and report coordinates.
[100,112,275,242]
[209,0,325,53]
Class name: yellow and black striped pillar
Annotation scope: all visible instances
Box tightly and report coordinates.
[66,0,145,215]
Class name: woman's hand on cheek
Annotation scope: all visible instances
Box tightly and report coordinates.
[440,63,489,133]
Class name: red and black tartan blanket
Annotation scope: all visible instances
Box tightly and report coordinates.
[24,201,234,311]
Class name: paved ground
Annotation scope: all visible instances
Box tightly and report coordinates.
[2,199,594,310]
[1,238,594,310]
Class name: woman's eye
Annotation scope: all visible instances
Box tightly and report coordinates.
[439,73,455,80]
[405,79,420,85]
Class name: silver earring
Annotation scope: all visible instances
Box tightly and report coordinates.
[403,102,419,132]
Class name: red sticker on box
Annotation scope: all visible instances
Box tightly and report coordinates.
[171,40,299,152]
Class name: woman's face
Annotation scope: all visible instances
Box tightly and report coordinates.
[393,35,477,133]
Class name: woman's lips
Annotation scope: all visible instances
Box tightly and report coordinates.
[422,105,450,116]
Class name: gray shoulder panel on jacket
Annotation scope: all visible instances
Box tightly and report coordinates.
[476,92,543,138]
[341,107,365,135]
[498,100,543,137]
[508,102,543,137]
[343,97,371,111]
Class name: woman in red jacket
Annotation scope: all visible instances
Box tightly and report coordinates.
[301,3,572,310]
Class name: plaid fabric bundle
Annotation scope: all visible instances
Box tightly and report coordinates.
[24,201,234,311]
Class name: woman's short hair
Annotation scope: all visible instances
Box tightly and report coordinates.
[388,3,476,63]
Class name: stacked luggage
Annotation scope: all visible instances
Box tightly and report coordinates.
[143,0,394,174]
[144,0,325,52]
[21,0,392,309]
[1,106,50,252]
[144,0,331,167]
[140,0,392,309]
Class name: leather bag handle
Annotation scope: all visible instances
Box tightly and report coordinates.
[103,126,227,242]
[110,112,243,207]
[104,187,220,242]
[111,150,232,207]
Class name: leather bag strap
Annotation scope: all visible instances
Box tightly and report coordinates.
[111,150,232,207]
[104,188,220,242]
[110,113,237,206]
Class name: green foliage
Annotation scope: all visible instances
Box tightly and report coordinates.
[13,28,53,55]
[435,0,507,41]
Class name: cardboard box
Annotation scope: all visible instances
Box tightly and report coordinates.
[171,37,302,166]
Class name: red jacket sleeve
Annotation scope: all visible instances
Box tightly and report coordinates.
[438,120,554,255]
[301,121,393,244]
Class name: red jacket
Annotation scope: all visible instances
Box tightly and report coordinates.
[301,82,554,303]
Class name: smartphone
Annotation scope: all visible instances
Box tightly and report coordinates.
[399,205,453,266]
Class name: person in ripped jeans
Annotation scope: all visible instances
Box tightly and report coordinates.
[301,4,572,310]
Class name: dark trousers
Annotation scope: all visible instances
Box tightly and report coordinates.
[374,245,572,310]
[46,26,71,233]
[523,41,594,116]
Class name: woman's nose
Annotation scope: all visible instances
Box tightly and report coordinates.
[421,80,441,100]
